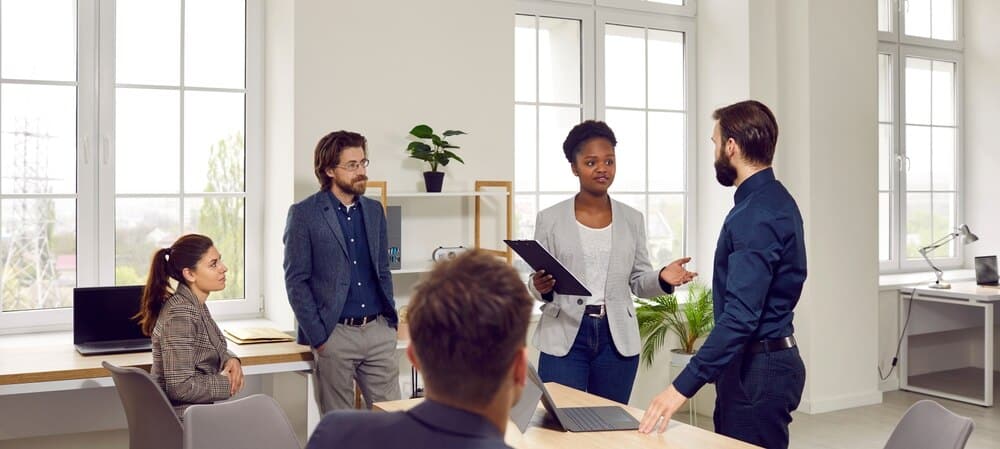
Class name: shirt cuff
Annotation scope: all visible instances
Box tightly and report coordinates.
[672,366,705,398]
[541,291,554,302]
[657,275,675,294]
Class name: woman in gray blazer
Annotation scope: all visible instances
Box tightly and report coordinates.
[134,234,243,417]
[530,121,696,404]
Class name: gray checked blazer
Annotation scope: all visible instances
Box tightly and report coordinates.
[150,283,236,416]
[529,198,671,357]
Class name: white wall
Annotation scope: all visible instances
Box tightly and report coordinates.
[964,0,1000,264]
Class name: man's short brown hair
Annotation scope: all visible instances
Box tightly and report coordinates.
[713,100,779,166]
[407,250,533,407]
[313,130,367,191]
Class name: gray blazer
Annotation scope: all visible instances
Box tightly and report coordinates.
[283,191,397,348]
[530,198,670,357]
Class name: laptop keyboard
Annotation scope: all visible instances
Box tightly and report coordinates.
[563,407,612,431]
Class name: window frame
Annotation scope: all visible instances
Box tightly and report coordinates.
[0,0,263,333]
[879,0,964,274]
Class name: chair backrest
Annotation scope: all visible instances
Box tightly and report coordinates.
[103,361,183,449]
[183,394,301,449]
[884,399,975,449]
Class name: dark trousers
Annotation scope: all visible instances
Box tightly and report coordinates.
[714,346,805,449]
[538,315,640,405]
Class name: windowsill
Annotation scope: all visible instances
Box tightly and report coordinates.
[878,269,975,291]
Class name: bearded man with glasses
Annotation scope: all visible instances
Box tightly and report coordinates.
[283,130,401,412]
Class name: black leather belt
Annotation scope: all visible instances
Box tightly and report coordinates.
[746,336,796,353]
[584,304,606,318]
[339,313,380,326]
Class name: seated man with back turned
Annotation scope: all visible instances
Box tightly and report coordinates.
[305,249,533,449]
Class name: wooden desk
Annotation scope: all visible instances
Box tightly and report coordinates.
[374,382,760,449]
[899,282,1000,406]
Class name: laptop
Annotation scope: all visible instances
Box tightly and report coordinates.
[975,256,999,286]
[73,285,152,355]
[511,363,640,432]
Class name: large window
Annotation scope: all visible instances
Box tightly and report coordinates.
[0,0,260,330]
[514,1,695,272]
[878,0,962,272]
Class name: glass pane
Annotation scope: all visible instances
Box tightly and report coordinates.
[1,84,76,194]
[905,125,930,191]
[115,197,180,285]
[116,0,181,86]
[648,111,684,192]
[513,194,537,273]
[647,29,684,111]
[878,54,892,123]
[931,127,955,191]
[614,194,646,222]
[0,198,75,311]
[116,88,180,194]
[605,25,645,109]
[931,60,955,126]
[879,123,893,192]
[930,192,956,258]
[649,194,684,269]
[0,0,76,81]
[539,194,570,211]
[185,197,244,300]
[905,192,931,259]
[538,106,582,192]
[878,0,892,33]
[515,105,537,191]
[538,17,580,104]
[648,0,683,4]
[905,57,931,125]
[879,192,890,262]
[604,109,646,192]
[185,0,245,89]
[904,0,931,38]
[931,0,955,41]
[184,91,245,193]
[515,15,537,103]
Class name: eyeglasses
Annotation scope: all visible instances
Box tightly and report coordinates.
[335,159,370,172]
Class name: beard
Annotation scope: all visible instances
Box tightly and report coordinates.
[334,174,368,196]
[714,152,738,187]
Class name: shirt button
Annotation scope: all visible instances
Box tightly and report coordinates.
[350,238,355,242]
[353,261,357,264]
[361,304,366,308]
[577,299,583,305]
[348,217,351,221]
[357,282,362,286]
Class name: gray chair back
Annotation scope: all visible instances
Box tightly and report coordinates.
[884,399,974,449]
[183,394,301,449]
[102,361,183,449]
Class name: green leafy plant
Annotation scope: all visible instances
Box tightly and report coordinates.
[635,281,714,368]
[405,124,467,172]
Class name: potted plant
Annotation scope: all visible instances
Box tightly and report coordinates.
[635,281,714,369]
[405,124,467,192]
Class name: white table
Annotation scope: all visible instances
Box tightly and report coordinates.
[899,282,1000,406]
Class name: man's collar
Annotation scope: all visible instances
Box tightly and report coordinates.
[734,167,775,205]
[407,399,504,440]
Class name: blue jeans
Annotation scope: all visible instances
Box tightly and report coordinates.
[714,346,806,449]
[537,315,639,405]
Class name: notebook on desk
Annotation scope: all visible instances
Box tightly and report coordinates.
[73,285,152,355]
[223,327,295,345]
[975,256,999,286]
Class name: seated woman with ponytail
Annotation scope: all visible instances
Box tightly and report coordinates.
[134,234,244,417]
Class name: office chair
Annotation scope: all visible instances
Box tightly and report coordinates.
[183,394,301,449]
[883,399,975,449]
[102,361,183,449]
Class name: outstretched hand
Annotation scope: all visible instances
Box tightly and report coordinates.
[660,257,697,286]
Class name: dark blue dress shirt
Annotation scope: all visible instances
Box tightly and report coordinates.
[328,192,386,319]
[673,168,807,397]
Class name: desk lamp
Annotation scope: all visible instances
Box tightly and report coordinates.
[919,224,978,289]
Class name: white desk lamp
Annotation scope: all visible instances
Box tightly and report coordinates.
[919,224,979,289]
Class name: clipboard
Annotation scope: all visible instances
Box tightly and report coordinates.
[504,239,592,297]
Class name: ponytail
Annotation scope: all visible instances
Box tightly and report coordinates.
[133,234,215,336]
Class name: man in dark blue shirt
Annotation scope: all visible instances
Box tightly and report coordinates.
[284,131,400,412]
[306,250,533,449]
[640,100,807,449]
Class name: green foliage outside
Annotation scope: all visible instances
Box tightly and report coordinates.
[198,132,245,301]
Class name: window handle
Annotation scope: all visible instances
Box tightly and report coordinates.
[896,154,910,172]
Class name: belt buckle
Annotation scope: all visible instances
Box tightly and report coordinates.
[587,305,606,318]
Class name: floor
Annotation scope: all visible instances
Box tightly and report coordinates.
[674,390,998,449]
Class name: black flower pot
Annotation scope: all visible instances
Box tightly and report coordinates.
[423,171,444,192]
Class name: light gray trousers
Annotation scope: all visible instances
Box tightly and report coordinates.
[312,315,401,412]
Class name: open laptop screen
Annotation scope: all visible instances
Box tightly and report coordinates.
[73,285,147,345]
[975,256,999,286]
